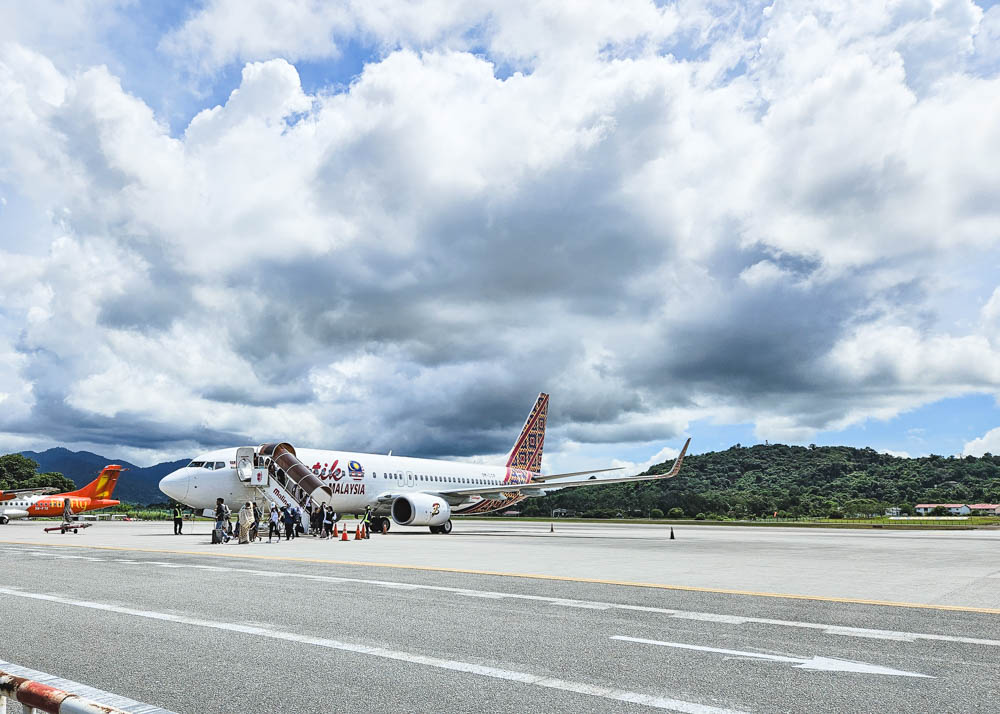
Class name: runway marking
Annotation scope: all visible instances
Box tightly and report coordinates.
[0,587,745,714]
[611,637,933,678]
[5,546,1000,647]
[2,539,1000,615]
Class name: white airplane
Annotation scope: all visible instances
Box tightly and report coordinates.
[158,393,690,534]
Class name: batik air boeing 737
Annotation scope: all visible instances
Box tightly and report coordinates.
[159,394,690,534]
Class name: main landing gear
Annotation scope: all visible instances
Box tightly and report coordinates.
[374,517,390,534]
[429,520,453,535]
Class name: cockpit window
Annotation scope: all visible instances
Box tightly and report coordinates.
[215,461,226,469]
[188,461,204,468]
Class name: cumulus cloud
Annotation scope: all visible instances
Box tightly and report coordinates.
[611,444,682,477]
[964,426,1000,456]
[2,1,1000,466]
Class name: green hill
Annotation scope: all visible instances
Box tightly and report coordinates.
[16,448,189,505]
[519,444,1000,518]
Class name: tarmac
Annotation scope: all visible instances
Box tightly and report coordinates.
[1,519,998,713]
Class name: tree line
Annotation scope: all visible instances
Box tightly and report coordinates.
[518,444,1000,519]
[0,454,76,493]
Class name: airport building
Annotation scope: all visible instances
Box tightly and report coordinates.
[914,503,1000,515]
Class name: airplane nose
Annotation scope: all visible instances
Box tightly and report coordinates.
[159,469,190,502]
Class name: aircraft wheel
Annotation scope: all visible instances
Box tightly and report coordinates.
[379,517,390,534]
[0,515,8,525]
[73,529,79,534]
[429,525,440,534]
[440,520,453,535]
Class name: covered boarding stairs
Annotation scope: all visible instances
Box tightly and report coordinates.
[234,442,332,512]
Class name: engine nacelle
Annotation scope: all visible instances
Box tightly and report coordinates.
[391,493,451,527]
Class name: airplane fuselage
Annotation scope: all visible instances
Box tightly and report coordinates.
[160,447,535,516]
[0,495,120,521]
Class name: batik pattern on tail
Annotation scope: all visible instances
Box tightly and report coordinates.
[506,393,548,474]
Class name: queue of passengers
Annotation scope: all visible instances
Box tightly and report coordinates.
[214,497,366,544]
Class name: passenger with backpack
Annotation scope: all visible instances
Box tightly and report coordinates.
[214,498,231,543]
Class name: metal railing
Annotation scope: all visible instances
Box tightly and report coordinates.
[0,668,128,714]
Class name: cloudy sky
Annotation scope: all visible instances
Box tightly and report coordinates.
[2,0,1000,471]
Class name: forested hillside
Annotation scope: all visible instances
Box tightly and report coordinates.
[520,444,1000,518]
[10,449,188,505]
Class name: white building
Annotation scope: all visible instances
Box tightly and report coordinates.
[914,504,971,515]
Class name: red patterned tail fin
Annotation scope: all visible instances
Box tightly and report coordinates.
[506,393,549,473]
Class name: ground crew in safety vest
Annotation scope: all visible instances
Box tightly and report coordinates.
[173,504,183,535]
[363,506,372,539]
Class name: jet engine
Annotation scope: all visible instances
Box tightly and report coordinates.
[391,493,451,527]
[0,510,28,523]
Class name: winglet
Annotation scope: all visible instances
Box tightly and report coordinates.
[659,438,691,479]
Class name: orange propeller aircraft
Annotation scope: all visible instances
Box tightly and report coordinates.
[0,465,123,524]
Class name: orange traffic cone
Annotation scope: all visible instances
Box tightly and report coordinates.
[340,528,349,541]
[354,524,361,540]
[332,522,338,537]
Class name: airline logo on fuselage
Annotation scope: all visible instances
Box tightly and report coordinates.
[311,458,365,483]
[312,460,344,481]
[331,483,365,495]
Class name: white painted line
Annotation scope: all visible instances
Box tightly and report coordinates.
[0,587,744,714]
[611,636,933,678]
[11,548,1000,648]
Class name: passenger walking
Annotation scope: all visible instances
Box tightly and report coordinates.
[321,504,332,538]
[215,498,231,543]
[268,505,281,543]
[238,502,253,544]
[251,501,261,542]
[172,503,183,535]
[310,505,321,536]
[282,506,295,541]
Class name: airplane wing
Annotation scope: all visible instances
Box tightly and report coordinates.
[0,487,58,501]
[414,438,691,501]
[529,467,624,482]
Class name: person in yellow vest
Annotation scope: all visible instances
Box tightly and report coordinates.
[173,503,183,535]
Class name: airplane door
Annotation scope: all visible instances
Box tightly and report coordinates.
[235,447,255,482]
[406,471,414,488]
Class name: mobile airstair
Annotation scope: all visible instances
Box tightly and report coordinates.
[234,443,332,512]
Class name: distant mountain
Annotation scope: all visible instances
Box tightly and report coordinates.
[20,447,189,505]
